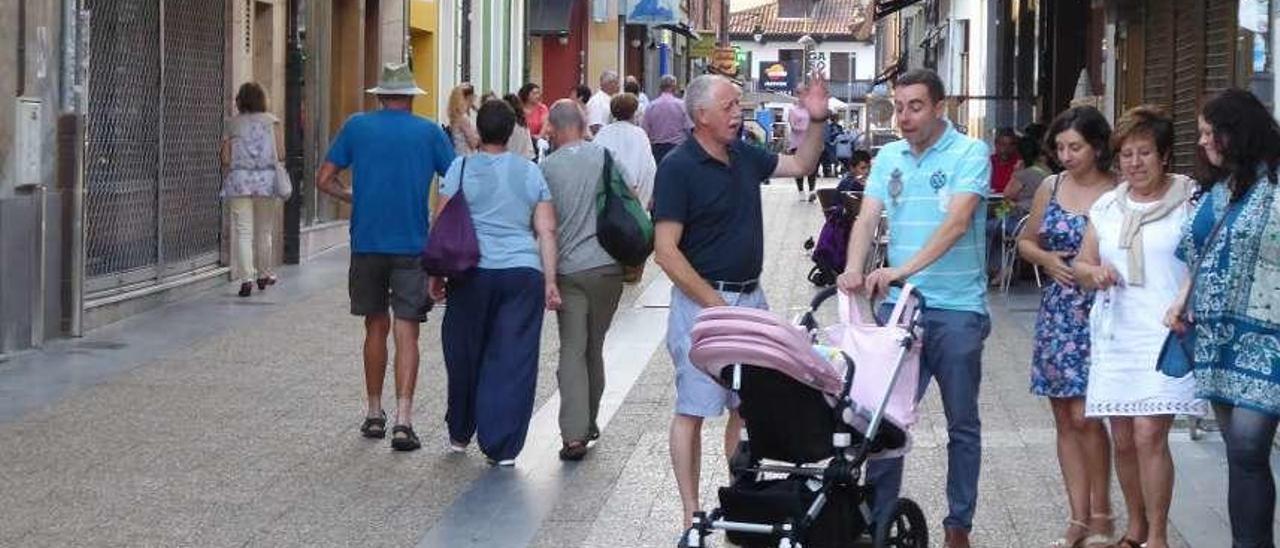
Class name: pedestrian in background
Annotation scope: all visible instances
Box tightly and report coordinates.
[643,74,691,165]
[221,82,284,297]
[316,63,454,451]
[431,99,560,467]
[835,149,871,193]
[1173,88,1280,547]
[625,75,650,119]
[540,100,625,461]
[503,93,536,161]
[787,86,819,202]
[1074,105,1206,548]
[574,84,595,140]
[655,73,829,529]
[447,82,479,156]
[838,68,991,548]
[987,131,1051,280]
[592,93,657,209]
[587,71,620,135]
[518,83,549,139]
[1017,105,1117,546]
[990,127,1020,194]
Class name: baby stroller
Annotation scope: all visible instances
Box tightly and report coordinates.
[679,284,928,548]
[805,191,861,287]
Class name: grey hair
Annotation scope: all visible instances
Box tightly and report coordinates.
[659,74,678,92]
[600,70,620,87]
[547,99,586,132]
[684,74,737,122]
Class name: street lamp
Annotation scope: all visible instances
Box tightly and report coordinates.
[752,24,764,44]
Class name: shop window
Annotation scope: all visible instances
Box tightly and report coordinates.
[1237,0,1275,111]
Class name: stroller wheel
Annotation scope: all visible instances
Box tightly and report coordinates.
[872,498,928,548]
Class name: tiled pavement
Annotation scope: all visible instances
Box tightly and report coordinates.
[0,179,1271,547]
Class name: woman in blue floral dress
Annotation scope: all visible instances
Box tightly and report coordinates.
[1017,106,1118,547]
[1172,89,1280,547]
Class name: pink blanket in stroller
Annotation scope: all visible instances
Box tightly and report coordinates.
[688,286,924,458]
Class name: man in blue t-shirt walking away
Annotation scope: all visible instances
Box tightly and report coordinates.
[653,73,831,530]
[839,69,991,548]
[316,63,455,452]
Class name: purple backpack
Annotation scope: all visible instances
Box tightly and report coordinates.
[811,209,852,275]
[422,158,480,277]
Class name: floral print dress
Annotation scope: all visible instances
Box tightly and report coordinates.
[1031,178,1096,397]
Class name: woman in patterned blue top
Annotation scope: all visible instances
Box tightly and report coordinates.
[1172,89,1280,547]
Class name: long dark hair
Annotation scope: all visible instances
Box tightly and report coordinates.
[517,83,540,105]
[1199,88,1280,200]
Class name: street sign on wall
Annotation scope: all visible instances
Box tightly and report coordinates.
[625,0,678,24]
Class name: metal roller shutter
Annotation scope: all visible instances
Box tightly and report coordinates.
[83,0,225,295]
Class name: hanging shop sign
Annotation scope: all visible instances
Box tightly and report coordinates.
[759,61,800,92]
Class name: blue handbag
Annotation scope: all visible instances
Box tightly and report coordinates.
[1156,211,1229,378]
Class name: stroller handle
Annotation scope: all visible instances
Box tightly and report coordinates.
[809,281,927,317]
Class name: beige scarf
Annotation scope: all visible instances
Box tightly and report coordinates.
[1114,173,1195,286]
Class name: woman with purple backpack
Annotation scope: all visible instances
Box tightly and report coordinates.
[430,99,561,467]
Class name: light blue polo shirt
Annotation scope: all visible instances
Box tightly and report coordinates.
[865,120,991,314]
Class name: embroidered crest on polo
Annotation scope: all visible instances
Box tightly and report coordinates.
[930,170,950,212]
[889,168,904,206]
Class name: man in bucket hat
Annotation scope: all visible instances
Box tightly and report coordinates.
[317,62,455,451]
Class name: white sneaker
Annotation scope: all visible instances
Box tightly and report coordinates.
[447,439,468,453]
[486,458,516,467]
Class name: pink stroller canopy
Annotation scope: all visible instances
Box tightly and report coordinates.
[688,285,925,459]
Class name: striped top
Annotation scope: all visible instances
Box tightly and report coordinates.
[865,120,991,314]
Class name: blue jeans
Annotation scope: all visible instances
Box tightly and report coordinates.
[868,306,992,531]
[1215,403,1280,548]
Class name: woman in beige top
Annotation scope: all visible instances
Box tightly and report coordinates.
[447,83,479,156]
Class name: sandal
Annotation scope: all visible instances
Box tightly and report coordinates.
[1050,519,1093,548]
[360,411,387,439]
[1113,538,1143,548]
[390,424,421,451]
[559,440,589,461]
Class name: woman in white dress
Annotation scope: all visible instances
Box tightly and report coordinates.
[1074,106,1208,548]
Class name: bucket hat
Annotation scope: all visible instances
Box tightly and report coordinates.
[365,62,427,96]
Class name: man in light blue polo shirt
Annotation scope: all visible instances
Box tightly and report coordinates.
[838,68,991,548]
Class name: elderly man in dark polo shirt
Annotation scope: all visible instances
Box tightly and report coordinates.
[653,73,830,528]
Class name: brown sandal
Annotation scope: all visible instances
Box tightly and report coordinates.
[1112,538,1143,548]
[558,440,589,461]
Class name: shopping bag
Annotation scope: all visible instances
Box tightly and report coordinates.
[422,158,480,278]
[596,150,654,267]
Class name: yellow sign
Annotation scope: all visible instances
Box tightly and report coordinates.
[690,36,717,58]
[710,47,738,76]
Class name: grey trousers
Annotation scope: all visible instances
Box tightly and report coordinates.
[556,265,625,443]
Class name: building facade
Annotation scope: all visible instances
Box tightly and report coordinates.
[0,0,409,354]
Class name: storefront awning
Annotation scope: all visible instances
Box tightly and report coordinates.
[529,0,574,36]
[874,0,923,21]
[656,22,700,41]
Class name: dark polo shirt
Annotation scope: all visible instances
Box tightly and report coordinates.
[653,137,779,283]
